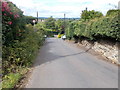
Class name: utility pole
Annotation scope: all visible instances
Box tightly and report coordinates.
[118,1,120,9]
[64,13,66,33]
[37,11,38,22]
[86,7,88,11]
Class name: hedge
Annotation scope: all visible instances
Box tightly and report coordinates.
[66,12,120,41]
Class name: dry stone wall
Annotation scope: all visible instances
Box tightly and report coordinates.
[78,40,120,65]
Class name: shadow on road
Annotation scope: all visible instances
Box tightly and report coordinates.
[33,38,92,67]
[25,38,118,88]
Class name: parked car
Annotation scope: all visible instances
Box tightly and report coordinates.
[44,35,47,38]
[57,34,64,38]
[61,35,66,40]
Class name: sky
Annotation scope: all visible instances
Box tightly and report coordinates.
[9,0,119,18]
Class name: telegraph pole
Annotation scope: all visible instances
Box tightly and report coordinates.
[37,11,38,22]
[118,1,120,9]
[64,13,66,33]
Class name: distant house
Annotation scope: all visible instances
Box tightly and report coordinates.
[38,19,45,22]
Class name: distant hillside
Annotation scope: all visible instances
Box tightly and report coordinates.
[37,17,80,20]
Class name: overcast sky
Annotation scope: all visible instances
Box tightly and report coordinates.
[10,0,119,18]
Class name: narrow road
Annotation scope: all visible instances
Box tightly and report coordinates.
[26,38,118,88]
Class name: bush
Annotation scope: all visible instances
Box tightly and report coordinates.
[90,15,119,41]
[65,21,76,39]
[2,24,45,75]
[1,1,45,88]
[66,12,119,41]
[106,9,119,16]
[2,73,21,88]
[2,67,28,88]
[2,1,26,46]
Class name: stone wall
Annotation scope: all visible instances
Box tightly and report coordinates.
[78,39,120,64]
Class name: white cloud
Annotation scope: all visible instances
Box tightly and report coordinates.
[10,0,119,18]
[58,0,119,5]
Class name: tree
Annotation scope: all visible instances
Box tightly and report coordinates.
[106,9,120,16]
[25,16,36,25]
[55,19,64,32]
[44,16,56,30]
[2,1,26,46]
[81,8,103,21]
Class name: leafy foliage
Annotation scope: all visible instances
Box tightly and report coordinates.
[66,10,120,41]
[81,9,103,21]
[2,1,26,46]
[2,24,45,75]
[65,21,76,39]
[2,68,28,88]
[25,16,37,25]
[2,1,45,88]
[55,19,64,31]
[44,16,56,30]
[106,9,120,16]
[2,73,21,88]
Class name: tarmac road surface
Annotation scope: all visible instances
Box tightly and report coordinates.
[26,38,118,88]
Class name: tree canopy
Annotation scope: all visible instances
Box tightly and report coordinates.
[81,8,103,21]
[44,16,56,30]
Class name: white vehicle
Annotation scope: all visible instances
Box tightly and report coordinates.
[61,35,66,40]
[44,35,47,38]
